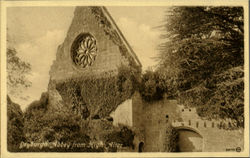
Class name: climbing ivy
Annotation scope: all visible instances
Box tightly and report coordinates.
[164,125,179,152]
[56,64,140,118]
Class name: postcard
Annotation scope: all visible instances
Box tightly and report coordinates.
[1,0,249,157]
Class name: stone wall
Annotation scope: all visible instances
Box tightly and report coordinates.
[47,6,140,118]
[141,98,179,152]
[132,91,144,129]
[110,99,133,127]
[49,7,130,82]
[172,106,244,152]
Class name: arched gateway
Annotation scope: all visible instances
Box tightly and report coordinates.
[175,127,203,152]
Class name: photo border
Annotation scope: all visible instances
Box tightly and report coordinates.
[1,0,249,157]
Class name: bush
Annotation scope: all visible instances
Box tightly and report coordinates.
[24,92,48,120]
[105,126,135,148]
[140,70,166,102]
[7,95,26,151]
[23,93,90,144]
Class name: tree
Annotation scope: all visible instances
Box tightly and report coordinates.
[7,34,32,151]
[158,7,244,127]
[7,47,32,96]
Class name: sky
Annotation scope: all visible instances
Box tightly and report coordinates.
[7,6,167,110]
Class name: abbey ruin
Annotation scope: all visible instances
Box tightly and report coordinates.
[47,6,244,152]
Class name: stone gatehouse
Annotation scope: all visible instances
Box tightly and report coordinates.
[48,6,244,152]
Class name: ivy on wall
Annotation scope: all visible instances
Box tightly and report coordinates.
[56,64,140,118]
[164,124,179,152]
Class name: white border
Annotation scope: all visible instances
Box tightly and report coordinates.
[1,0,249,157]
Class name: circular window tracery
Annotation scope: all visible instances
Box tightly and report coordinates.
[71,33,97,68]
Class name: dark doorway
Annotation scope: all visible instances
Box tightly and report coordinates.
[138,142,144,152]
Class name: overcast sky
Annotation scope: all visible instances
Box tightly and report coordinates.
[7,6,167,110]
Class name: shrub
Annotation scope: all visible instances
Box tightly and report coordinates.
[105,126,135,148]
[140,70,166,102]
[7,95,26,152]
[23,93,90,144]
[24,92,48,120]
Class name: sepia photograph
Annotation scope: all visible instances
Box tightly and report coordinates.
[0,0,249,157]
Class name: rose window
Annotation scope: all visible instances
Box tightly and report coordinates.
[71,33,97,68]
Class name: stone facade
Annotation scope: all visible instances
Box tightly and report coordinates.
[47,6,141,117]
[49,7,141,83]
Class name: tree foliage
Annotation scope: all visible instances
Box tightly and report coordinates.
[139,69,178,102]
[140,70,165,102]
[158,7,244,127]
[7,47,31,96]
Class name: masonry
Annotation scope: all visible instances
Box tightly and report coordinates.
[49,7,141,83]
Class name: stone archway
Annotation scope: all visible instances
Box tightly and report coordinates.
[176,127,203,152]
